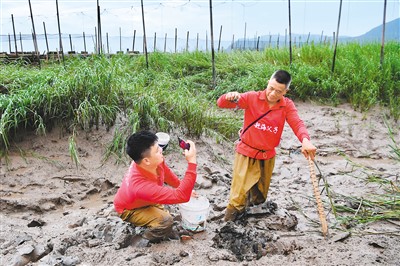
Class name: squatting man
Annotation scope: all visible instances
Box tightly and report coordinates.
[114,130,197,244]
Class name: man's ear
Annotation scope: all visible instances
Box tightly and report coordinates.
[142,157,151,166]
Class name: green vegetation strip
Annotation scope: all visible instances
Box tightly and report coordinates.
[1,42,399,160]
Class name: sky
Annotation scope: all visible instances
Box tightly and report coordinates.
[1,0,399,53]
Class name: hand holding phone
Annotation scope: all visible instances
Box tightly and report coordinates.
[179,138,196,164]
[178,137,190,150]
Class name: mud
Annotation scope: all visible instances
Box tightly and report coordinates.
[212,202,300,261]
[1,102,399,265]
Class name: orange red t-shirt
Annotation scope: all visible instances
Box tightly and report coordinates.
[113,160,197,213]
[217,90,310,160]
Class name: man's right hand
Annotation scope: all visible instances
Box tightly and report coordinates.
[225,92,240,102]
[184,140,196,164]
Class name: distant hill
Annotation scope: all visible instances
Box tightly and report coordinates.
[228,17,399,50]
[347,17,399,43]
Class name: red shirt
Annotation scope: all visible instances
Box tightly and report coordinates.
[113,160,197,214]
[217,90,310,160]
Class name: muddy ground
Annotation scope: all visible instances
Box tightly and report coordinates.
[1,101,399,266]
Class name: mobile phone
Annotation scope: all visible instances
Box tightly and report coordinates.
[178,137,190,150]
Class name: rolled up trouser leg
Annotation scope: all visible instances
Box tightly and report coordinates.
[248,158,275,206]
[120,204,173,242]
[227,153,275,212]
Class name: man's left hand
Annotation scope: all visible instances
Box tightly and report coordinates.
[301,138,317,160]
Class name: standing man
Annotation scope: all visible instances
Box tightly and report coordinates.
[217,70,317,222]
[114,130,197,243]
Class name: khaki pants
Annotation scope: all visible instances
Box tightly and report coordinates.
[120,204,173,241]
[227,152,275,212]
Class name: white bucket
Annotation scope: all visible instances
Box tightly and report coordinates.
[179,196,210,232]
[156,132,170,151]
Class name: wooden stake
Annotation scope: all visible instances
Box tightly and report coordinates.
[331,0,343,73]
[132,29,136,52]
[308,157,329,238]
[196,33,199,51]
[164,33,167,53]
[288,0,292,65]
[154,32,157,52]
[43,22,49,55]
[218,25,222,52]
[97,1,102,54]
[8,34,11,54]
[186,31,189,52]
[55,0,65,65]
[19,32,23,53]
[83,32,87,53]
[11,15,18,56]
[174,28,177,53]
[380,0,387,68]
[140,0,148,68]
[209,0,216,88]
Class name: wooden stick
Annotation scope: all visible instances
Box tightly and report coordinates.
[308,157,329,238]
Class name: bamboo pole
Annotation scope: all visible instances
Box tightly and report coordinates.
[28,0,38,54]
[196,33,199,51]
[269,33,272,48]
[140,0,148,68]
[333,32,336,47]
[33,31,39,56]
[285,29,287,48]
[154,32,157,52]
[83,32,87,53]
[94,27,98,53]
[174,28,177,53]
[69,34,73,52]
[380,0,387,68]
[218,25,222,52]
[28,0,41,67]
[164,33,167,53]
[209,0,216,88]
[132,29,136,52]
[8,34,11,54]
[277,34,280,49]
[331,0,343,73]
[186,31,189,52]
[31,31,35,53]
[243,22,246,50]
[106,32,109,54]
[97,0,102,54]
[119,27,122,52]
[320,30,324,44]
[19,32,24,53]
[308,157,329,238]
[288,0,292,65]
[55,0,65,65]
[43,22,49,54]
[11,15,18,55]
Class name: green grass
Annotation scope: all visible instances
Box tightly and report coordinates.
[0,42,399,158]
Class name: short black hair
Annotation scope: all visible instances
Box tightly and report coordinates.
[126,130,158,163]
[271,70,292,89]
